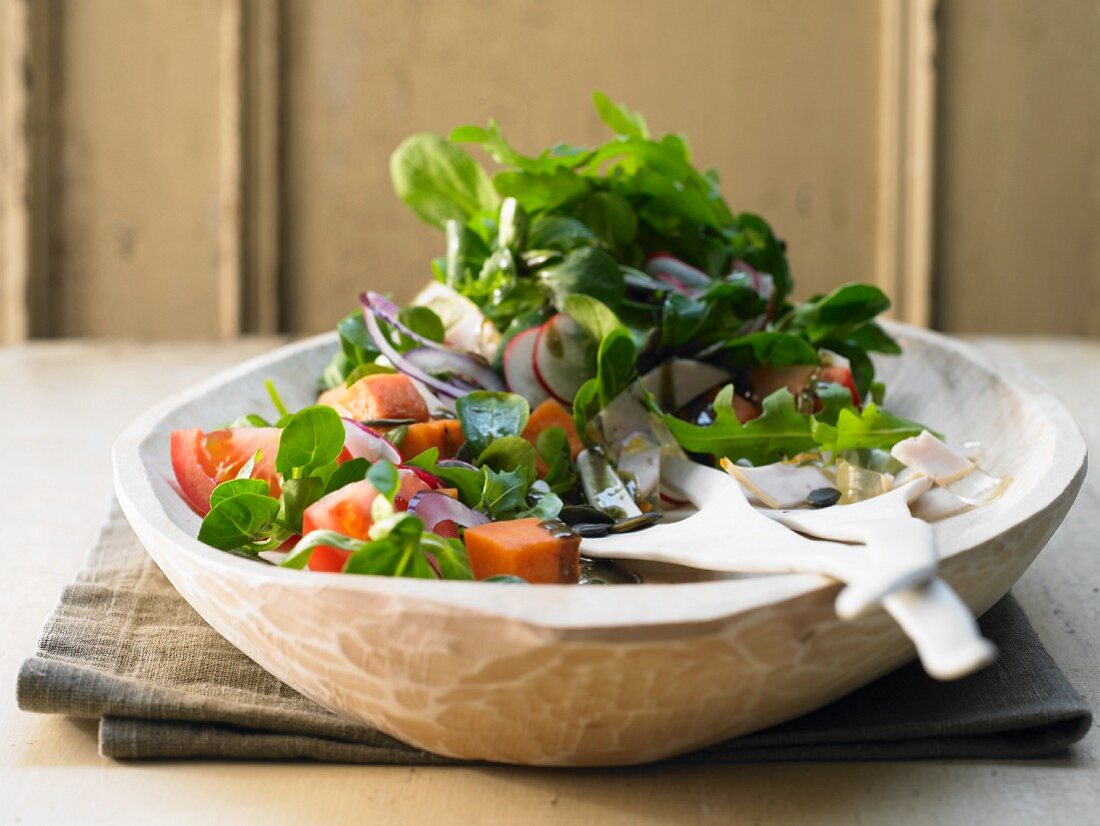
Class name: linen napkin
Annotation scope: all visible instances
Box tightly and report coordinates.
[17,501,1092,763]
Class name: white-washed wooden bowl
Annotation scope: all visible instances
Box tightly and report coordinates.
[112,322,1086,766]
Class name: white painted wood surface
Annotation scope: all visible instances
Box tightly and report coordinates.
[2,338,1097,818]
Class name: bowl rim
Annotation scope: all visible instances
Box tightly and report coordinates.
[112,321,1088,633]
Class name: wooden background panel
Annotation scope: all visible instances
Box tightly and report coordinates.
[934,0,1100,337]
[46,0,227,339]
[283,0,887,333]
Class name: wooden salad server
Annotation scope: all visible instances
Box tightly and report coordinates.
[580,456,997,679]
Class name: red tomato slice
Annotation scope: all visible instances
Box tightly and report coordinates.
[301,470,430,572]
[731,394,760,424]
[819,365,862,408]
[170,427,283,515]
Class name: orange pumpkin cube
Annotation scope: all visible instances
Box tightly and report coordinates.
[399,419,465,461]
[464,517,580,584]
[319,373,429,423]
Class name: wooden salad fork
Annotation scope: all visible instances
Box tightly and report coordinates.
[580,456,997,679]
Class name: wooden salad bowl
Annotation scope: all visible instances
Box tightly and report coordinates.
[113,322,1086,766]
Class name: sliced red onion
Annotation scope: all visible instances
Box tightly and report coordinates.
[361,295,504,399]
[341,418,401,463]
[362,300,470,400]
[644,253,712,293]
[402,347,504,392]
[362,290,450,352]
[407,491,490,535]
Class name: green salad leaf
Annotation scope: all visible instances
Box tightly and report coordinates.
[390,133,498,229]
[811,403,927,455]
[275,405,345,479]
[662,387,815,466]
[198,481,281,552]
[455,391,530,458]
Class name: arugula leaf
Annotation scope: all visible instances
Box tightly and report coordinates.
[811,404,927,455]
[455,392,530,458]
[390,133,499,229]
[593,91,649,139]
[476,435,537,485]
[198,490,280,551]
[450,119,533,170]
[524,482,564,521]
[476,466,529,519]
[275,405,346,478]
[493,168,590,214]
[536,426,579,495]
[662,386,815,466]
[814,382,858,426]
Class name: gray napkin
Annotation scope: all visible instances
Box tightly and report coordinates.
[17,501,1091,763]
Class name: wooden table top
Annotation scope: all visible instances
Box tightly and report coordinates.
[3,337,1097,824]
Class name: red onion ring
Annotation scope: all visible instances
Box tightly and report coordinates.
[407,491,490,537]
[360,294,504,399]
[402,347,504,392]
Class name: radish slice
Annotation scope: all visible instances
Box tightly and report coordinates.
[341,418,401,464]
[503,327,550,406]
[532,314,596,404]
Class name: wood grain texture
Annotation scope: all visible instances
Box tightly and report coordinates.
[3,336,1098,821]
[875,0,936,326]
[48,0,226,338]
[934,0,1100,336]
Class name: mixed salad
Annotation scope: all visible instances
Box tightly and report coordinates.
[170,93,1003,585]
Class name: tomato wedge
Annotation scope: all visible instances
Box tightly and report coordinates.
[819,365,862,408]
[170,427,283,516]
[300,470,430,572]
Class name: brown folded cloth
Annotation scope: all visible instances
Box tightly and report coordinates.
[17,501,1092,763]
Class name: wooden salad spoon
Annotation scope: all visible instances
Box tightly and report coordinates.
[580,456,997,679]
